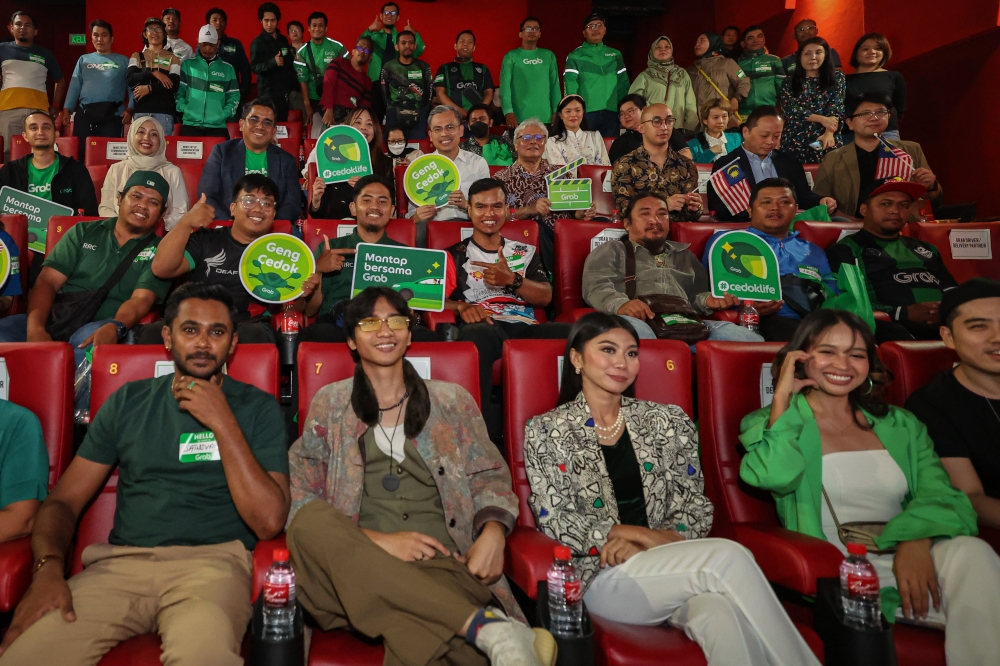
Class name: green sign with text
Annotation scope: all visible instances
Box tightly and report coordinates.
[239,233,316,303]
[547,178,592,211]
[315,125,373,183]
[69,34,86,45]
[706,230,782,301]
[403,154,461,207]
[0,186,74,253]
[351,243,448,311]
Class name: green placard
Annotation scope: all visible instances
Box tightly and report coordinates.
[0,186,74,254]
[351,242,448,312]
[706,230,782,301]
[239,233,316,304]
[0,237,9,290]
[315,125,373,183]
[547,178,592,211]
[403,154,461,207]
[69,34,86,45]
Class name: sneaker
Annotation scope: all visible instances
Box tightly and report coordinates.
[474,609,558,666]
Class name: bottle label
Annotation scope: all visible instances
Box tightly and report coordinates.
[264,581,290,605]
[563,579,582,604]
[846,573,879,597]
[741,312,760,326]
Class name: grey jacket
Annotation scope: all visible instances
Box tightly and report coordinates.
[581,238,713,315]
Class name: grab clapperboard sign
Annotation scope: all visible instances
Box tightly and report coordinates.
[546,157,592,211]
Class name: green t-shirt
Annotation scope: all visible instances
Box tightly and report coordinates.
[316,229,404,315]
[27,158,58,201]
[0,401,49,509]
[499,47,560,122]
[78,374,289,550]
[295,38,347,101]
[41,218,171,321]
[245,148,268,176]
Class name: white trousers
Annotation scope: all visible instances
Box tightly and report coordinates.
[583,538,820,666]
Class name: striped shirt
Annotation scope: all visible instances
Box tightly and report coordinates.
[0,43,62,111]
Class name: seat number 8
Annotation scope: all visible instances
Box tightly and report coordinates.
[109,363,118,374]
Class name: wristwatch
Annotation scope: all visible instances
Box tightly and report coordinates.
[506,273,524,295]
[109,319,128,340]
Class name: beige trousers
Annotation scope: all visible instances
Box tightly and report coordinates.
[0,108,30,163]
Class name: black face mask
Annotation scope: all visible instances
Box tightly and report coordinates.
[469,121,489,139]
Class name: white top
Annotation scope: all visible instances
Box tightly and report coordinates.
[406,149,490,222]
[99,161,190,231]
[705,133,732,162]
[542,129,610,171]
[373,423,405,463]
[166,37,194,62]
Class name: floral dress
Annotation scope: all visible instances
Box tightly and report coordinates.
[779,71,846,164]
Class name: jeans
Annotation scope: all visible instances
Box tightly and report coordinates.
[621,315,764,342]
[585,110,620,138]
[386,106,429,140]
[133,112,174,137]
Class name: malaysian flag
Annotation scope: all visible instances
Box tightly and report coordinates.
[875,135,914,180]
[710,159,752,216]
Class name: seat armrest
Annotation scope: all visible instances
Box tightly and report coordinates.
[733,523,843,596]
[252,534,288,602]
[0,536,33,612]
[504,526,561,600]
[707,309,738,323]
[420,310,457,330]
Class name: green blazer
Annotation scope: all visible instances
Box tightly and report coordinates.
[738,393,977,551]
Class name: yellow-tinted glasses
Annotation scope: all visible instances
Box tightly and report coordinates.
[356,316,411,332]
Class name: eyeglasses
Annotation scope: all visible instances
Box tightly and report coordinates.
[850,109,889,120]
[383,10,399,16]
[430,124,460,135]
[355,45,372,54]
[357,316,410,332]
[145,26,164,33]
[521,26,540,33]
[640,116,676,128]
[618,107,639,117]
[585,23,605,30]
[239,195,275,211]
[246,116,275,128]
[516,133,546,142]
[796,25,817,33]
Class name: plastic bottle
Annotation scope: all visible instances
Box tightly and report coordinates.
[610,208,621,225]
[840,543,882,630]
[262,548,297,641]
[738,301,760,334]
[73,347,93,424]
[547,545,583,637]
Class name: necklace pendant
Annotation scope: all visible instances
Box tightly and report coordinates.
[382,473,400,492]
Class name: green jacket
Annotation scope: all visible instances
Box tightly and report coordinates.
[175,54,240,129]
[736,49,785,116]
[564,42,629,114]
[360,27,425,82]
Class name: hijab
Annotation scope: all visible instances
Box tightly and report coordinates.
[699,32,724,59]
[645,36,683,84]
[125,117,171,170]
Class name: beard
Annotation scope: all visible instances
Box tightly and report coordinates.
[637,237,666,255]
[172,347,226,380]
[359,218,386,235]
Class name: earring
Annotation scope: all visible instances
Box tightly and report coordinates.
[862,376,874,395]
[574,366,581,374]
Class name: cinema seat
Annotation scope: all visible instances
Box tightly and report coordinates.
[84,137,129,167]
[697,341,946,666]
[0,342,75,612]
[303,218,416,252]
[425,219,537,251]
[876,341,958,408]
[11,135,79,161]
[669,221,749,261]
[578,164,613,217]
[552,218,625,320]
[177,162,203,210]
[910,222,1000,283]
[164,136,224,165]
[793,220,864,251]
[46,216,104,254]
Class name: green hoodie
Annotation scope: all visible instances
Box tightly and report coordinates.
[360,27,425,82]
[175,53,240,129]
[737,49,785,116]
[563,41,629,114]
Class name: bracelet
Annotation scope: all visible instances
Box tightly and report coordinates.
[33,554,64,574]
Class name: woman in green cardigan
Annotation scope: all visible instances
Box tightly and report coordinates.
[739,309,1000,664]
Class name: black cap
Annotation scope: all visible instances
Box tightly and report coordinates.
[583,13,606,27]
[162,7,180,18]
[940,278,1000,326]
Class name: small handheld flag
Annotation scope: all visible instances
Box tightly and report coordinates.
[875,135,914,181]
[709,158,752,216]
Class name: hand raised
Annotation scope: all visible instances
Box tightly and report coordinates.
[315,235,355,273]
[182,193,215,230]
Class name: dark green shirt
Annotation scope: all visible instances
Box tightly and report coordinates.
[315,229,404,315]
[78,375,289,550]
[42,218,170,321]
[600,428,649,528]
[0,401,49,509]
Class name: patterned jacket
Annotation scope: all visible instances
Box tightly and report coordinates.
[288,378,525,621]
[524,393,714,592]
[610,145,701,219]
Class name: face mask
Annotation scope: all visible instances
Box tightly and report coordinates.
[387,141,407,155]
[469,122,489,139]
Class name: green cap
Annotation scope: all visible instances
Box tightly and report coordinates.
[122,170,170,204]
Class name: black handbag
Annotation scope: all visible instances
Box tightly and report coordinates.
[82,101,119,126]
[781,274,828,318]
[45,232,154,341]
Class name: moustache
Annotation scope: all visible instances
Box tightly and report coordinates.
[185,352,216,361]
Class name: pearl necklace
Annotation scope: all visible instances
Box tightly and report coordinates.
[593,409,624,435]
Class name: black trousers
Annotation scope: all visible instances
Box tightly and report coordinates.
[180,125,231,138]
[459,320,572,446]
[874,319,941,343]
[759,314,803,342]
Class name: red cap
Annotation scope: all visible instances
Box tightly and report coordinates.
[866,177,926,202]
[846,542,868,556]
[554,545,572,561]
[273,548,290,562]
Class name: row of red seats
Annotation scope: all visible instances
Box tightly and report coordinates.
[0,338,977,665]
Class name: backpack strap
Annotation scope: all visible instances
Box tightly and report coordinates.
[621,235,637,300]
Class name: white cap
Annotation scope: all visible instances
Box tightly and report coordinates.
[198,24,219,45]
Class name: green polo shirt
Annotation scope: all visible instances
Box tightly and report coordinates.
[42,218,170,321]
[0,401,49,510]
[315,229,404,315]
[78,374,289,551]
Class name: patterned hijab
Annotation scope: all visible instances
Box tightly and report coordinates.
[645,36,683,83]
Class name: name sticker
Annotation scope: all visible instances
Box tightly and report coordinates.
[179,431,220,462]
[105,142,128,160]
[949,229,992,260]
[175,141,204,160]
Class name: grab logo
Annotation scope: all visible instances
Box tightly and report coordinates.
[523,58,544,65]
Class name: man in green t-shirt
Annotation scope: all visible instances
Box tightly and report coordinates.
[0,400,48,543]
[499,17,561,127]
[0,282,290,664]
[295,12,347,139]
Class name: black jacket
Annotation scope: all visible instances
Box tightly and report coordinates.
[0,154,98,215]
[708,146,821,221]
[219,34,252,99]
[250,30,297,101]
[198,139,301,223]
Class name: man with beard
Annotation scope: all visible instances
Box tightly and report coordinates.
[143,174,310,344]
[0,282,290,665]
[380,31,432,140]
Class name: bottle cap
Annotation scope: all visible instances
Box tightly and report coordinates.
[846,542,867,556]
[273,548,290,562]
[554,545,571,561]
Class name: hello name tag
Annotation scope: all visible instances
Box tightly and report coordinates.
[179,431,220,462]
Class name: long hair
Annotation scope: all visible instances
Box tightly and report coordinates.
[850,32,892,69]
[549,95,589,142]
[790,37,837,96]
[344,287,430,438]
[344,107,390,178]
[771,309,893,426]
[557,312,639,406]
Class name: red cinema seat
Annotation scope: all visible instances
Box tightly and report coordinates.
[287,109,303,123]
[177,163,203,209]
[46,216,103,254]
[501,338,712,665]
[488,165,504,177]
[11,135,79,161]
[877,341,958,408]
[696,341,946,665]
[578,164,613,217]
[226,122,240,139]
[552,218,624,320]
[208,219,294,235]
[276,138,301,159]
[276,122,302,140]
[603,136,614,153]
[412,139,431,154]
[669,221,749,261]
[1,214,28,312]
[164,136,224,165]
[0,343,74,612]
[393,164,407,214]
[802,164,819,189]
[87,164,110,198]
[793,220,863,251]
[304,138,316,162]
[302,218,416,252]
[910,222,1000,283]
[84,137,129,167]
[489,125,508,137]
[425,219,537,251]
